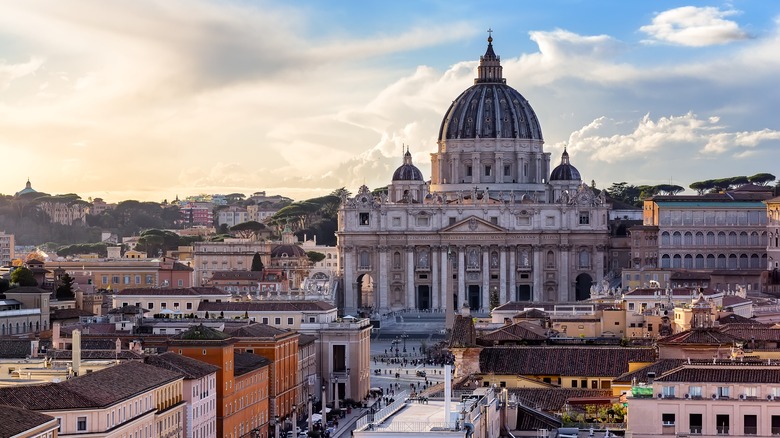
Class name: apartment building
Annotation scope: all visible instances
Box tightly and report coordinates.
[112,287,232,315]
[0,231,14,266]
[0,361,185,438]
[217,206,249,228]
[193,239,269,285]
[45,257,193,292]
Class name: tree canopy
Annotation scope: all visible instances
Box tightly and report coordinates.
[10,267,37,287]
[231,221,267,240]
[56,273,76,300]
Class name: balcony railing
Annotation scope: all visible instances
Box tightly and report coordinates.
[744,426,757,435]
[716,426,729,435]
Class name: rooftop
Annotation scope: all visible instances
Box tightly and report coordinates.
[145,352,220,379]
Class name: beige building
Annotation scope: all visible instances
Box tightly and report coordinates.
[193,239,269,285]
[112,287,232,315]
[0,405,59,438]
[0,361,186,438]
[338,37,610,316]
[628,361,780,437]
[0,231,14,266]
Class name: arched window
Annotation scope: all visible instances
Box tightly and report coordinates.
[706,254,715,269]
[739,232,749,246]
[718,232,727,246]
[706,232,715,246]
[695,232,704,246]
[683,232,693,246]
[672,232,682,246]
[750,254,760,268]
[661,232,671,246]
[393,251,401,269]
[546,251,555,268]
[739,254,749,269]
[683,254,693,269]
[695,254,704,269]
[727,254,737,269]
[750,232,760,246]
[661,254,671,268]
[578,249,590,268]
[672,254,682,268]
[717,254,726,269]
[728,232,738,246]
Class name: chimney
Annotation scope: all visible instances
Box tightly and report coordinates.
[30,340,39,359]
[647,371,656,384]
[52,322,61,349]
[115,338,121,354]
[72,329,82,377]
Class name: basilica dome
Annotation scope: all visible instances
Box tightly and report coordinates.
[550,148,581,181]
[392,150,424,181]
[438,36,543,142]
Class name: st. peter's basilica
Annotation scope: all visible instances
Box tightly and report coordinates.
[337,35,610,315]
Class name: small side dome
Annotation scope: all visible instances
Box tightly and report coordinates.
[550,148,581,181]
[392,149,424,181]
[271,244,307,259]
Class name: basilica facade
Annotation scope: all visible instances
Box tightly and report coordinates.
[336,36,610,315]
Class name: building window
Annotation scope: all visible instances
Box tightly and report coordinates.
[146,275,154,284]
[392,217,401,226]
[690,413,702,434]
[504,165,511,176]
[744,415,757,435]
[662,413,675,426]
[716,414,730,435]
[161,302,167,309]
[275,318,281,325]
[102,275,108,284]
[662,386,675,397]
[287,317,293,325]
[178,279,184,286]
[359,212,370,226]
[466,166,473,177]
[148,303,154,309]
[689,386,702,398]
[416,216,430,226]
[490,216,498,225]
[186,303,193,310]
[716,386,730,398]
[579,212,590,225]
[484,165,492,176]
[262,317,269,324]
[135,275,141,284]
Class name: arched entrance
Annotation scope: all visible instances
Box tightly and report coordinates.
[417,285,431,310]
[356,274,375,311]
[575,273,593,301]
[468,285,481,310]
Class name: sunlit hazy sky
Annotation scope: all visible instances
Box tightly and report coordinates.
[1,1,779,203]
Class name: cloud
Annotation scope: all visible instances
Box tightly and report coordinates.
[564,113,780,163]
[0,57,44,90]
[640,6,748,47]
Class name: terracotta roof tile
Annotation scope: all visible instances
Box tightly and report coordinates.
[234,352,271,376]
[0,405,56,436]
[658,328,742,345]
[656,364,780,383]
[224,323,290,338]
[479,346,655,377]
[0,339,33,359]
[507,388,614,412]
[479,322,549,343]
[449,315,476,348]
[613,359,686,383]
[145,352,220,379]
[115,287,227,296]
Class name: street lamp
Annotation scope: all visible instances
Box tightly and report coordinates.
[291,405,298,436]
[402,332,409,353]
[321,384,327,430]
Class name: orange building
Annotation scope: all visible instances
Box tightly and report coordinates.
[169,325,270,438]
[226,323,300,424]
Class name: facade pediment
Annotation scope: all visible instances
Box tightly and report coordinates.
[441,216,506,233]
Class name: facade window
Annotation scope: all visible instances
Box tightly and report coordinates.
[124,275,131,284]
[484,165,492,176]
[416,216,430,226]
[504,165,511,176]
[287,317,293,325]
[102,275,109,284]
[689,385,702,397]
[466,166,472,177]
[161,302,167,309]
[178,279,184,286]
[579,212,590,225]
[134,275,141,284]
[359,212,369,226]
[148,303,154,309]
[112,275,120,284]
[262,317,269,324]
[716,414,730,435]
[146,275,154,284]
[662,413,675,426]
[275,317,281,325]
[689,413,702,434]
[578,250,590,268]
[186,303,193,310]
[662,386,675,397]
[744,415,757,435]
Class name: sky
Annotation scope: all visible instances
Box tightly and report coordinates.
[0,0,779,203]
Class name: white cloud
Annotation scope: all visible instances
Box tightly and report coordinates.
[0,57,44,90]
[640,6,748,47]
[564,113,780,163]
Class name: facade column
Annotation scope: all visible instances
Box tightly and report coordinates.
[452,157,459,184]
[532,245,543,302]
[595,244,606,285]
[559,244,570,302]
[406,247,415,310]
[440,248,449,313]
[343,246,355,312]
[496,155,503,184]
[458,246,466,309]
[536,156,542,184]
[482,247,489,312]
[499,246,507,306]
[431,246,439,310]
[378,246,389,312]
[508,246,516,303]
[517,156,523,183]
[472,155,480,184]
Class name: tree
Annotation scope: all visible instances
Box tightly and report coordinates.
[489,288,500,311]
[251,253,265,272]
[10,267,37,287]
[231,221,267,240]
[307,251,326,264]
[56,272,76,300]
[748,172,776,186]
[654,184,685,195]
[689,181,711,195]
